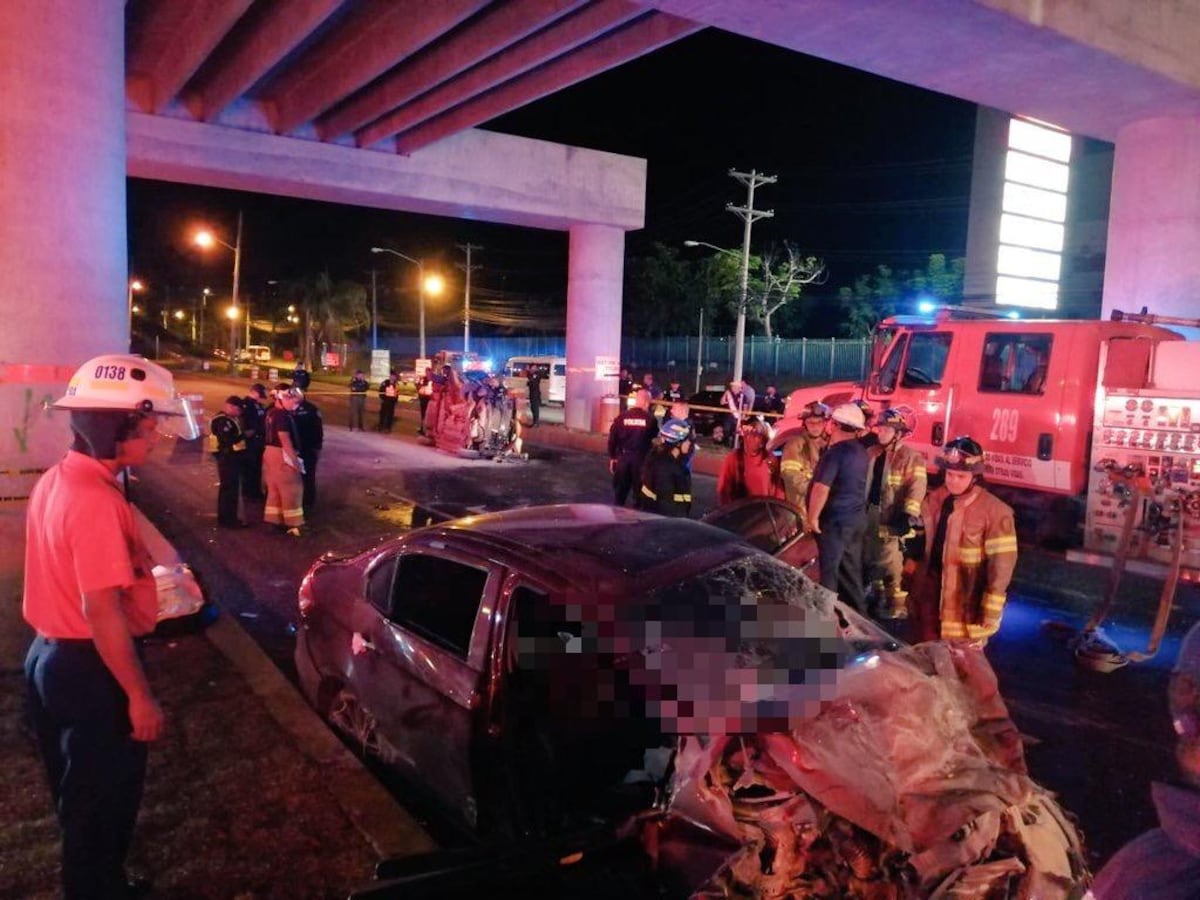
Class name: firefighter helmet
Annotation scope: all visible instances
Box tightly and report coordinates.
[660,418,691,445]
[938,436,985,473]
[53,354,200,440]
[830,402,866,431]
[801,401,831,421]
[878,406,917,435]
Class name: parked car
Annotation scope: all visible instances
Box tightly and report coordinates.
[684,389,727,436]
[294,504,888,837]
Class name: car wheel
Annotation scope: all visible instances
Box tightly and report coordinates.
[326,685,398,764]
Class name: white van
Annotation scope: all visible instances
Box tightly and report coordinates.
[235,345,272,363]
[503,356,566,404]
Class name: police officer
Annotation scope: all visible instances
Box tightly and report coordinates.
[807,402,870,613]
[618,368,636,406]
[607,389,658,506]
[526,366,542,427]
[348,369,369,431]
[240,383,268,499]
[637,418,693,517]
[907,437,1017,646]
[757,383,785,416]
[416,371,433,435]
[24,354,199,899]
[775,401,830,520]
[663,378,685,404]
[210,395,248,528]
[863,407,927,619]
[293,390,324,515]
[291,362,311,391]
[377,371,398,433]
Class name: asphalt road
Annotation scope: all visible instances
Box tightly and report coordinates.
[132,371,1196,870]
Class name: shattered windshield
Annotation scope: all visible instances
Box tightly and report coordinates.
[629,555,899,734]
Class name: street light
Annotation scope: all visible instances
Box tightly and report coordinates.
[370,246,444,360]
[684,238,751,384]
[127,279,144,350]
[194,211,243,371]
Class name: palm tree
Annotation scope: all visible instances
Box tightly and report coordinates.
[282,273,368,369]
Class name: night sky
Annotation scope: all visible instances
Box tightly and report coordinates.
[127,29,979,330]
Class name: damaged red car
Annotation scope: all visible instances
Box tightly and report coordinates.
[295,504,1089,897]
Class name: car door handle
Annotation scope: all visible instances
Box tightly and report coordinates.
[351,632,376,655]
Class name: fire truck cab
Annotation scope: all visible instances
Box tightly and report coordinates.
[783,308,1183,499]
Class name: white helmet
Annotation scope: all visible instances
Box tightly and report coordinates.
[53,354,200,440]
[830,402,866,430]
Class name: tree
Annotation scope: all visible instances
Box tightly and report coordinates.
[836,254,964,338]
[282,273,368,369]
[746,242,826,339]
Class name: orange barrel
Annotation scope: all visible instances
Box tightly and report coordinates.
[592,394,622,434]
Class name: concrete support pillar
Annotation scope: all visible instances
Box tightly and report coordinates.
[564,225,624,431]
[0,1,127,494]
[1103,117,1200,321]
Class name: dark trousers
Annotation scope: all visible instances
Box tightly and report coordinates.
[815,516,867,613]
[25,637,148,900]
[301,448,320,513]
[529,396,540,426]
[348,394,366,430]
[378,398,397,432]
[216,453,243,524]
[417,396,430,433]
[612,454,643,506]
[242,446,264,499]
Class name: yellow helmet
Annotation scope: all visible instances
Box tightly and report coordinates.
[53,354,200,440]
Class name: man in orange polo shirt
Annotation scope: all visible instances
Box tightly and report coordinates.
[23,354,198,899]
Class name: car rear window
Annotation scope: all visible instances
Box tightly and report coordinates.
[390,554,489,658]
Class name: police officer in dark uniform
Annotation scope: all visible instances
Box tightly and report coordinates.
[348,369,369,431]
[618,368,636,405]
[637,418,693,517]
[292,362,311,391]
[607,389,658,506]
[663,378,685,404]
[210,396,248,527]
[293,391,324,515]
[526,366,543,426]
[240,383,268,499]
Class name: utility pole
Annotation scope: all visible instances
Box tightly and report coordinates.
[456,243,482,355]
[370,269,378,350]
[726,168,776,384]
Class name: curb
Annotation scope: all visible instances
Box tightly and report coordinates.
[133,506,436,860]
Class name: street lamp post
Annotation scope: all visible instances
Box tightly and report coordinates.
[127,279,144,350]
[199,288,210,346]
[226,305,239,367]
[370,246,444,361]
[195,211,243,372]
[684,239,752,382]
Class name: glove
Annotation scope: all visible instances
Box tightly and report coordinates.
[889,513,921,537]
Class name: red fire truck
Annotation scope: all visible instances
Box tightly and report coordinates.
[776,308,1200,554]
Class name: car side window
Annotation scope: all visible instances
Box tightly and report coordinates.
[708,503,788,553]
[390,553,489,659]
[979,333,1053,394]
[366,555,397,615]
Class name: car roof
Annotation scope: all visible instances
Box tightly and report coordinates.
[428,504,752,595]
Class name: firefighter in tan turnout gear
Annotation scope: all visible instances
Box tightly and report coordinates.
[908,436,1018,646]
[864,406,927,619]
[773,401,830,523]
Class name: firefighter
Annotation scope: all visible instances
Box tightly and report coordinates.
[776,401,830,520]
[263,386,306,536]
[864,406,927,619]
[608,389,658,506]
[210,395,248,528]
[807,402,870,613]
[716,416,785,505]
[23,354,199,898]
[907,436,1017,645]
[637,418,693,517]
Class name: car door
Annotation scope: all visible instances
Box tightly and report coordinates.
[357,545,498,829]
[702,497,819,580]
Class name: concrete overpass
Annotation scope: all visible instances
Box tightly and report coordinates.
[2,0,1199,493]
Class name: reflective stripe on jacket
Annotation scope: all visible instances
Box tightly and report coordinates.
[877,442,927,530]
[913,484,1017,641]
[780,433,825,510]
